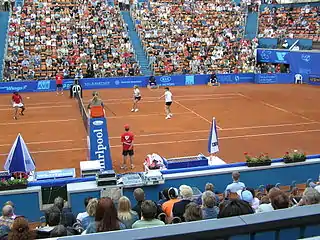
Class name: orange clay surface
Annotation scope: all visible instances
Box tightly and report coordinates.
[0,84,320,176]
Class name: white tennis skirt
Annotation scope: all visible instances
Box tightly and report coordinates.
[13,103,24,108]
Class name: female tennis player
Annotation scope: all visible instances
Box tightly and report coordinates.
[159,87,173,119]
[131,85,141,112]
[12,92,25,120]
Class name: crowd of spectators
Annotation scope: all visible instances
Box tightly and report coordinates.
[132,0,258,75]
[258,4,320,41]
[3,0,141,81]
[1,171,319,239]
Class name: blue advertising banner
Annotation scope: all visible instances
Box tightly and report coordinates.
[216,73,254,84]
[257,49,290,64]
[255,73,294,84]
[89,117,112,170]
[308,74,320,86]
[256,49,320,74]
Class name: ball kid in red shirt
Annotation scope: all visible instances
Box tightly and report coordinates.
[120,124,135,170]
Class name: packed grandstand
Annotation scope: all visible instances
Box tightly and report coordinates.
[0,0,320,239]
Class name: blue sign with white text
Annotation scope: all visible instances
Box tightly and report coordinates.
[89,117,112,170]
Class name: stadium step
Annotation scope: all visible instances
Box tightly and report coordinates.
[0,12,10,79]
[244,12,258,40]
[121,11,152,76]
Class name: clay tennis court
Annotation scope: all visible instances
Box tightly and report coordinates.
[0,84,319,175]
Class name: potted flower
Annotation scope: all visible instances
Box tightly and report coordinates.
[0,172,28,191]
[245,152,272,167]
[283,150,306,163]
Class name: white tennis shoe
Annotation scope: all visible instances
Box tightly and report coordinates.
[135,109,139,112]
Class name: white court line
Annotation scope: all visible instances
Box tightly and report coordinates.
[84,96,239,105]
[92,93,239,102]
[2,128,320,155]
[0,118,78,126]
[0,121,317,147]
[0,101,69,107]
[0,105,73,111]
[237,93,317,122]
[110,128,320,148]
[107,121,319,139]
[174,100,222,129]
[107,112,192,119]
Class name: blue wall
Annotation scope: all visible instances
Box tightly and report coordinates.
[258,38,313,50]
[0,72,305,94]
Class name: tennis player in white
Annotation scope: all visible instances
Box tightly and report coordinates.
[131,85,141,112]
[159,87,173,119]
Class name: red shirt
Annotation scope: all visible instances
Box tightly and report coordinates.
[56,74,63,85]
[12,94,22,104]
[121,132,134,151]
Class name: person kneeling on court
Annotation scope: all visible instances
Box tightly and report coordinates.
[121,124,135,170]
[87,91,105,118]
[147,76,159,89]
[208,73,220,87]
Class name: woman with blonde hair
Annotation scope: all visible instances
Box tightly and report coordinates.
[82,198,98,230]
[117,196,139,229]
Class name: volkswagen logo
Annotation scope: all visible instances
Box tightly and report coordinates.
[115,80,120,85]
[93,120,104,126]
[160,76,171,83]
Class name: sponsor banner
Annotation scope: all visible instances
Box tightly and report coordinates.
[89,117,112,170]
[216,73,254,84]
[80,77,148,89]
[257,49,290,64]
[308,74,320,85]
[255,73,294,84]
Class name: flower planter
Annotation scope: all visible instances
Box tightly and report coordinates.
[283,158,306,164]
[0,184,27,191]
[247,161,272,167]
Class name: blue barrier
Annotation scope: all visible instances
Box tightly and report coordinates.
[0,73,256,94]
[256,49,320,74]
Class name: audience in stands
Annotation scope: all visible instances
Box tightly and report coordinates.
[3,0,140,81]
[76,197,92,222]
[37,207,63,239]
[8,217,35,240]
[225,171,246,194]
[86,197,125,234]
[0,205,15,238]
[162,187,179,218]
[201,191,219,219]
[3,202,16,220]
[53,197,76,227]
[132,0,257,75]
[132,188,145,219]
[258,4,320,41]
[297,187,320,206]
[49,225,68,238]
[184,203,203,222]
[132,200,165,228]
[117,196,139,229]
[270,190,290,210]
[218,199,254,218]
[81,198,98,230]
[172,185,193,222]
[246,188,260,210]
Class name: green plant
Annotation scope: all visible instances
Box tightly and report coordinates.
[283,150,306,163]
[0,172,28,187]
[245,152,272,164]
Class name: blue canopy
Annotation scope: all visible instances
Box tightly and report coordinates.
[4,134,36,173]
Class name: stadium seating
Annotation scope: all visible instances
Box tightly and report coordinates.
[258,4,320,41]
[131,0,258,75]
[3,0,141,81]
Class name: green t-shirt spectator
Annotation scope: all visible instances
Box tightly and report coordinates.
[132,219,165,229]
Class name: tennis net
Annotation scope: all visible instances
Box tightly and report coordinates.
[75,92,89,132]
